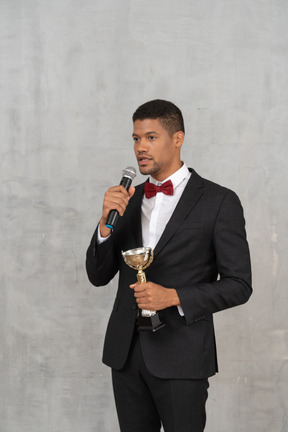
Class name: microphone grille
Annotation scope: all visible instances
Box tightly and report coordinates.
[122,166,137,180]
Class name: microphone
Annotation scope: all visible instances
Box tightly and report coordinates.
[105,166,137,229]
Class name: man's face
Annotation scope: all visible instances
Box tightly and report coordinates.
[133,118,183,182]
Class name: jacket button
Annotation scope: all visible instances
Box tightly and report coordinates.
[132,304,137,310]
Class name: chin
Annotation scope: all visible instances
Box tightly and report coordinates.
[139,166,151,175]
[138,163,160,177]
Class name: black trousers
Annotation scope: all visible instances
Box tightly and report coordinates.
[112,332,209,432]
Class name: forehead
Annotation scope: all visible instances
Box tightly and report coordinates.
[133,118,168,135]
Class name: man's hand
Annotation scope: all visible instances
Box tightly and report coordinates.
[130,281,180,311]
[99,185,135,237]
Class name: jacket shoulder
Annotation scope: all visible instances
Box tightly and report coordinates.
[189,168,239,198]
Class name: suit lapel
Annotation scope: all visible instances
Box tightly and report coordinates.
[153,169,204,258]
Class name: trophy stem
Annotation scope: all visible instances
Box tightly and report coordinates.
[137,270,146,284]
[137,270,156,317]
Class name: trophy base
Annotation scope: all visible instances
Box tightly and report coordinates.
[137,313,165,332]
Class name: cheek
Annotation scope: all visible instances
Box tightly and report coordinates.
[157,149,172,164]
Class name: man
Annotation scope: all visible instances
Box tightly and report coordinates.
[86,99,252,432]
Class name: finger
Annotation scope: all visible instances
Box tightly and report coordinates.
[130,282,146,289]
[134,291,147,300]
[137,301,156,311]
[105,190,129,208]
[128,186,135,199]
[129,283,142,292]
[103,190,130,216]
[131,285,147,295]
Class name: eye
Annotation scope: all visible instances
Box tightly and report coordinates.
[133,137,140,143]
[148,135,156,141]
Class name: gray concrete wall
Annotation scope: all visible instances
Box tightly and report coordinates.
[1,0,287,431]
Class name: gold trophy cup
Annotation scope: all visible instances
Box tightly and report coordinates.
[122,247,165,331]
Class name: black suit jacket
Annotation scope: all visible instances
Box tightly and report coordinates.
[86,169,252,379]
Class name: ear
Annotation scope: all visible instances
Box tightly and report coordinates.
[174,131,185,149]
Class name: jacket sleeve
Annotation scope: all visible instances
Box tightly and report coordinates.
[177,190,252,325]
[86,226,120,287]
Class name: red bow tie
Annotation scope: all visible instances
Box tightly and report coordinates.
[144,180,174,199]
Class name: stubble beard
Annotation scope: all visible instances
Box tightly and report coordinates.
[139,160,161,177]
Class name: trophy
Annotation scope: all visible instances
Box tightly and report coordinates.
[122,247,165,332]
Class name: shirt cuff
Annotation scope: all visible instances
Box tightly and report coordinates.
[97,225,111,244]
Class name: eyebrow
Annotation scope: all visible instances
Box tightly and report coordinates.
[132,131,160,137]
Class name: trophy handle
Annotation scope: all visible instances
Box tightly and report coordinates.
[137,270,156,317]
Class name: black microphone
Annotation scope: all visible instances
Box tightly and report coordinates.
[105,166,137,229]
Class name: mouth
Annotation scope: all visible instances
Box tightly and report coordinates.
[137,155,152,166]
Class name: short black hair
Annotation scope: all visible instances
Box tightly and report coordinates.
[132,99,185,136]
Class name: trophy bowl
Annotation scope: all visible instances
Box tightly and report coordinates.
[122,247,153,273]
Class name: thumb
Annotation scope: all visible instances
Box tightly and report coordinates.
[128,186,135,199]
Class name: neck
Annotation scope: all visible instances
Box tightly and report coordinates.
[151,161,184,182]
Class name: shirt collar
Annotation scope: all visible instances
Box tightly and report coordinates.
[149,163,190,188]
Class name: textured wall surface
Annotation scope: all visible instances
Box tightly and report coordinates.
[1,0,288,431]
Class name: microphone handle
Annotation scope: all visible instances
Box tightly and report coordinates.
[105,176,132,229]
